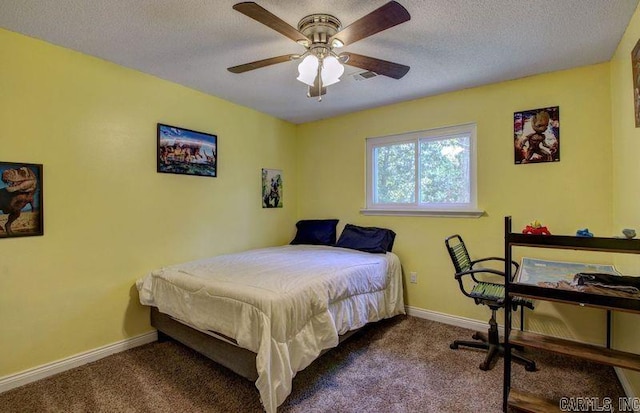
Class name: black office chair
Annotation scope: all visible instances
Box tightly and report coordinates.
[445,234,536,371]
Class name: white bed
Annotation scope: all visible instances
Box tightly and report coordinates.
[137,244,405,412]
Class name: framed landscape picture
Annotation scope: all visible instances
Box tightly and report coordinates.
[0,161,43,238]
[157,123,217,177]
[513,106,560,164]
[262,168,283,208]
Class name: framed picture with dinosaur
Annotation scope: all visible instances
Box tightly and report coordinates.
[157,123,217,178]
[0,161,43,238]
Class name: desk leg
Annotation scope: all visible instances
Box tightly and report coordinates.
[606,310,611,349]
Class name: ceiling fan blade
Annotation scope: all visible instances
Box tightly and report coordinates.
[233,2,310,44]
[227,54,297,73]
[342,53,410,79]
[329,1,410,47]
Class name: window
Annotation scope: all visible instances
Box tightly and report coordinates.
[364,123,482,217]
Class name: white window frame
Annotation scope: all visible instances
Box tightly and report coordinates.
[362,123,484,217]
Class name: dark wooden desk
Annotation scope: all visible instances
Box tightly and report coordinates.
[502,216,640,412]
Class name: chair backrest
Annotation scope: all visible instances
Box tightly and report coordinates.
[445,234,472,274]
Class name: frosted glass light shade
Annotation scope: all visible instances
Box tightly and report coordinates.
[297,55,319,86]
[321,56,344,86]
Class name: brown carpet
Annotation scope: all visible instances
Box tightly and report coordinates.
[0,316,625,412]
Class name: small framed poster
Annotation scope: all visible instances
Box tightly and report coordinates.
[514,106,560,164]
[632,38,640,127]
[0,161,43,238]
[262,168,282,208]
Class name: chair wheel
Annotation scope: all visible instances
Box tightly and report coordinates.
[479,362,489,371]
[525,363,536,372]
[450,343,458,349]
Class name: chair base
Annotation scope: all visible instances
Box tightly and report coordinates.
[450,307,536,372]
[450,331,536,372]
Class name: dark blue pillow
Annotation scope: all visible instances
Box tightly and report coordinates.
[290,219,339,246]
[335,224,396,253]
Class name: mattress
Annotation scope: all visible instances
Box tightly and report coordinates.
[136,244,405,412]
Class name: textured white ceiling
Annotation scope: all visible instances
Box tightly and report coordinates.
[1,0,638,124]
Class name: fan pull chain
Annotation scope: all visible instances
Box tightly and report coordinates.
[317,60,322,102]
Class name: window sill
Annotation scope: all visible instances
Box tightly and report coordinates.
[360,208,485,218]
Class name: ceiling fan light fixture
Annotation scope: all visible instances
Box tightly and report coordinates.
[296,54,319,86]
[321,55,344,86]
[337,53,349,64]
[331,38,344,48]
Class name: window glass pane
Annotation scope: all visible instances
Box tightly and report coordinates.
[419,136,470,204]
[374,143,415,203]
[366,124,477,214]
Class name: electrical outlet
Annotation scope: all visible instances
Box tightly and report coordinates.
[409,272,418,284]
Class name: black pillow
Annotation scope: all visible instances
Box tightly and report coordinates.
[290,219,339,246]
[335,224,396,253]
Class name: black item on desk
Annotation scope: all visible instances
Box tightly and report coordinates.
[573,272,640,294]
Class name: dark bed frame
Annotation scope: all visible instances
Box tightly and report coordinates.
[150,306,361,381]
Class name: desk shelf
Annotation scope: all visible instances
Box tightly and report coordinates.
[509,330,640,371]
[509,283,640,313]
[507,232,640,253]
[502,216,640,412]
[507,390,562,413]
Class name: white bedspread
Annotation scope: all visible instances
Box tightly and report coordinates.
[136,245,405,412]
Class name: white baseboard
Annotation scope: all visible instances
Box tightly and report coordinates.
[0,331,157,394]
[405,305,506,334]
[615,367,639,403]
[3,312,638,403]
[406,306,639,401]
[0,309,495,394]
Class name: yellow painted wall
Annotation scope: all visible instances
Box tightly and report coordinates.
[2,8,637,393]
[0,29,298,377]
[297,64,614,343]
[610,3,640,397]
